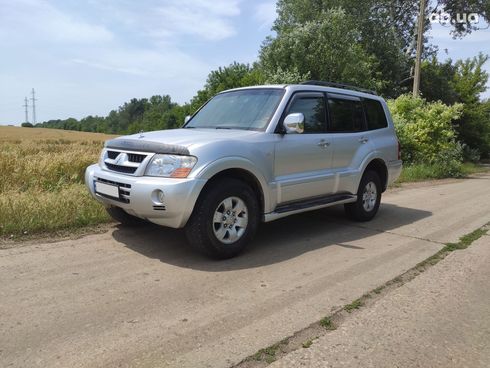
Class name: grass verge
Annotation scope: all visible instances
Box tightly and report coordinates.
[398,162,487,183]
[235,223,489,367]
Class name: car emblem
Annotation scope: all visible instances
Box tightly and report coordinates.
[115,153,129,165]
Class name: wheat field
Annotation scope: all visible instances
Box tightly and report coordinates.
[0,126,118,237]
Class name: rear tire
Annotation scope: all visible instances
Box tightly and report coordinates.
[344,170,382,222]
[106,206,146,226]
[185,178,260,259]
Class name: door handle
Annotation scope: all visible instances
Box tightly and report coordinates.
[359,137,369,144]
[317,140,330,148]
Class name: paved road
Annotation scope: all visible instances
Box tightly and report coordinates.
[270,233,490,368]
[1,174,489,368]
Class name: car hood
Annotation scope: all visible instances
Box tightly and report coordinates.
[104,128,261,155]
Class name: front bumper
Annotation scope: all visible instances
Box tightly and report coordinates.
[85,164,206,228]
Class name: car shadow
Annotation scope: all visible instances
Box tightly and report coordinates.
[112,203,432,271]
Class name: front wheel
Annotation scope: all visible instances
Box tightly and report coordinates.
[344,170,382,222]
[185,178,260,259]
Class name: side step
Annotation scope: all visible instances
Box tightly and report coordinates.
[264,193,357,222]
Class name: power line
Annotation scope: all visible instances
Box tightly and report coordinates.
[31,88,37,124]
[23,97,29,123]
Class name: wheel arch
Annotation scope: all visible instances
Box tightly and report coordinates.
[194,158,269,214]
[364,158,389,192]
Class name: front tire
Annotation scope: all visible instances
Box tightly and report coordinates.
[344,170,382,222]
[185,178,260,259]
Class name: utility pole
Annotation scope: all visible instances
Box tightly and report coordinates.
[413,0,426,97]
[31,88,37,125]
[23,97,29,124]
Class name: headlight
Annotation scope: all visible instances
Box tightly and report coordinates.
[145,154,197,178]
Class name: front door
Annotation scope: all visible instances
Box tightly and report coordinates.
[274,92,335,204]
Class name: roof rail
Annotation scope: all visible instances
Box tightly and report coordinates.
[300,80,377,96]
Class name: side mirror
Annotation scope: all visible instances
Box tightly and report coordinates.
[184,115,191,124]
[283,113,304,134]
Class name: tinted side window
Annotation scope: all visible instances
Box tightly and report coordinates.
[286,95,326,133]
[327,97,365,132]
[364,99,388,130]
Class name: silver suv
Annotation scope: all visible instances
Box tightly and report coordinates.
[85,81,402,258]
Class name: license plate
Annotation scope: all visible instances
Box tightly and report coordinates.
[95,181,119,198]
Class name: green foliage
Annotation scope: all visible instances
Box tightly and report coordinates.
[453,53,489,105]
[420,58,459,104]
[420,54,490,157]
[260,7,385,91]
[388,95,464,175]
[21,122,33,127]
[264,0,415,96]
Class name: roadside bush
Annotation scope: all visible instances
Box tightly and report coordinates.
[388,95,464,175]
[462,144,481,163]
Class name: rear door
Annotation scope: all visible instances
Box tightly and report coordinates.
[326,93,374,193]
[274,92,335,204]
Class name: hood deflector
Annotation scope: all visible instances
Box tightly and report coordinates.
[105,138,190,155]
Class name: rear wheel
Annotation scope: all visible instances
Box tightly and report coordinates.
[185,178,259,259]
[106,206,146,226]
[344,170,382,221]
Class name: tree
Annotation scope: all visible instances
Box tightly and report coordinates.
[260,8,387,91]
[419,54,490,157]
[21,122,33,128]
[260,1,417,96]
[420,58,458,104]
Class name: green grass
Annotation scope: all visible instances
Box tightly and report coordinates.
[319,316,336,330]
[344,299,364,313]
[302,340,313,348]
[250,343,282,364]
[397,162,487,183]
[415,224,489,271]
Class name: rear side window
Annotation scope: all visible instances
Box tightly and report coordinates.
[364,99,388,130]
[286,94,326,133]
[327,96,365,132]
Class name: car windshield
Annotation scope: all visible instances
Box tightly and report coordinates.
[185,89,284,130]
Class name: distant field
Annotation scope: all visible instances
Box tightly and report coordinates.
[0,126,115,141]
[0,126,118,237]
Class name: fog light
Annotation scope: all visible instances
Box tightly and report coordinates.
[152,189,165,204]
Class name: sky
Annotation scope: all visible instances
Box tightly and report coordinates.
[0,0,489,125]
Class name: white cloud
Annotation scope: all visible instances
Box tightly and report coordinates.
[88,0,242,42]
[254,1,277,30]
[0,0,113,44]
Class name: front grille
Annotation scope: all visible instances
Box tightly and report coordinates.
[107,150,146,163]
[105,163,137,174]
[104,150,149,175]
[128,153,146,163]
